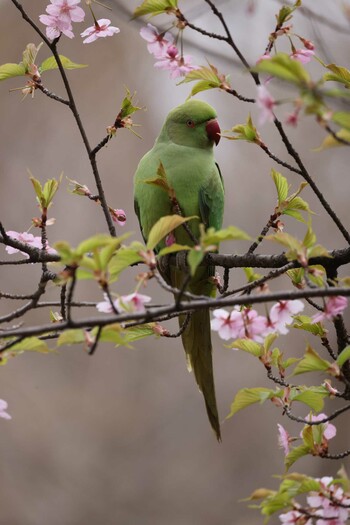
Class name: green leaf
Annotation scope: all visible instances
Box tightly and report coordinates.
[76,234,116,256]
[121,324,157,344]
[227,387,277,418]
[285,444,311,470]
[223,114,259,143]
[291,388,327,412]
[146,215,196,251]
[337,345,350,368]
[323,63,350,88]
[332,112,350,131]
[254,53,311,86]
[22,43,43,71]
[40,55,87,73]
[314,128,350,150]
[118,87,143,119]
[179,64,230,98]
[188,247,204,276]
[144,162,174,196]
[271,169,289,204]
[57,330,85,347]
[293,345,333,375]
[158,243,191,256]
[108,242,145,281]
[133,0,178,18]
[0,63,26,81]
[293,315,327,338]
[266,231,304,261]
[30,174,61,210]
[228,338,262,357]
[202,225,251,246]
[243,267,262,282]
[7,337,50,354]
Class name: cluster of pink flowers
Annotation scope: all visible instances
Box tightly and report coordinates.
[140,23,197,79]
[96,292,151,314]
[39,0,119,43]
[211,300,304,342]
[5,231,57,259]
[277,413,336,456]
[280,477,350,524]
[0,399,11,420]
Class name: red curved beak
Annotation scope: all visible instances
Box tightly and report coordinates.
[206,118,221,146]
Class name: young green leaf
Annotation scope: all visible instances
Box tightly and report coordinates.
[227,387,278,418]
[146,215,196,251]
[292,345,334,376]
[57,330,85,347]
[187,247,204,276]
[254,53,311,86]
[223,114,259,143]
[336,345,350,368]
[314,129,350,150]
[323,63,350,88]
[284,444,311,470]
[133,0,178,18]
[40,55,87,73]
[0,63,26,81]
[108,242,145,281]
[227,338,262,357]
[179,64,230,98]
[271,169,289,204]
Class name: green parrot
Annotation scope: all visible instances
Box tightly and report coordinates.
[134,99,225,440]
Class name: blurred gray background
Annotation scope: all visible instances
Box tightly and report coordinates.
[0,1,350,524]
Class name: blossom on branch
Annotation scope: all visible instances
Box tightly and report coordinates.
[5,231,57,258]
[39,0,85,40]
[311,296,348,323]
[277,423,292,455]
[291,49,315,64]
[279,509,310,524]
[109,208,126,226]
[96,292,151,314]
[256,85,276,125]
[140,23,174,58]
[39,13,75,40]
[154,44,197,79]
[0,399,11,420]
[81,19,120,44]
[269,300,304,334]
[210,308,245,340]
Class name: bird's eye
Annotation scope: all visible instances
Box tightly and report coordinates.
[186,119,195,128]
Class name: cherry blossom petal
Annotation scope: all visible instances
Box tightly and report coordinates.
[0,399,12,420]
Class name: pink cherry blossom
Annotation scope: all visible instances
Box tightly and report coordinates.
[81,19,120,44]
[154,44,197,79]
[46,0,85,25]
[308,413,337,440]
[311,296,348,323]
[115,292,151,313]
[307,477,350,525]
[211,308,245,340]
[277,423,292,455]
[241,308,270,342]
[279,510,311,524]
[291,49,315,64]
[140,23,174,58]
[0,399,11,420]
[39,13,74,40]
[256,52,271,64]
[96,292,151,314]
[285,108,301,127]
[110,208,126,226]
[269,300,304,335]
[256,85,276,125]
[5,231,57,258]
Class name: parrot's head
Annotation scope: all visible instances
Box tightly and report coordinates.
[161,100,221,149]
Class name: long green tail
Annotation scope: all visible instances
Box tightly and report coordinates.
[180,309,221,441]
